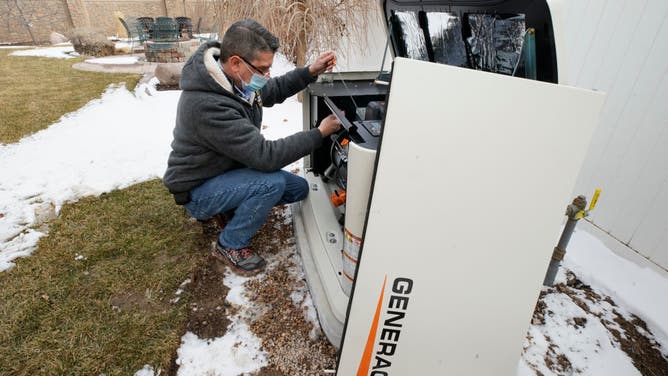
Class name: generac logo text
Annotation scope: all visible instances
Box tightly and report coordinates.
[356,276,413,376]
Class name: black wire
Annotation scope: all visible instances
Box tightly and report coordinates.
[328,133,347,190]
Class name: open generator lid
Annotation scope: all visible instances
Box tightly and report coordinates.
[379,0,558,83]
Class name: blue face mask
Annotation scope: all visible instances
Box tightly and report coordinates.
[239,59,269,92]
[242,72,269,92]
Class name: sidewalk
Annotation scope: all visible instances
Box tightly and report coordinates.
[72,53,160,75]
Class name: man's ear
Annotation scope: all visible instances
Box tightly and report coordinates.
[228,56,242,73]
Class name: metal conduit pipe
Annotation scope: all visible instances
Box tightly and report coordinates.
[543,195,588,286]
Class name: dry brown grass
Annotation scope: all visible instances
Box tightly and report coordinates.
[0,180,206,375]
[214,0,379,65]
[0,48,140,144]
[0,46,209,374]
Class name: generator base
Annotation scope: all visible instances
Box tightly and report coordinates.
[292,172,350,347]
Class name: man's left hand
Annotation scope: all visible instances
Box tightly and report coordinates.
[309,51,336,77]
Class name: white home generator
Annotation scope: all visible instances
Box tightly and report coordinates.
[293,0,605,374]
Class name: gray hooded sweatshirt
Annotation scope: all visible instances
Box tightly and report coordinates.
[163,41,323,196]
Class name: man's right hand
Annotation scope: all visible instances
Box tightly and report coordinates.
[318,114,342,137]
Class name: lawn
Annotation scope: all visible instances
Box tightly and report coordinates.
[0,49,140,144]
[0,49,205,374]
[0,181,204,374]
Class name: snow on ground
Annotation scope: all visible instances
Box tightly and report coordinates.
[563,229,668,348]
[1,51,666,375]
[0,78,178,271]
[9,45,75,59]
[133,364,156,376]
[86,55,140,65]
[176,320,267,375]
[519,279,642,376]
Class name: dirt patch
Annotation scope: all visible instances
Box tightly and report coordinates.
[156,83,181,91]
[543,339,574,375]
[531,272,668,375]
[247,262,337,376]
[173,206,337,375]
[532,292,548,325]
[185,254,233,339]
[108,291,169,314]
[247,207,338,376]
[612,315,668,376]
[563,275,668,375]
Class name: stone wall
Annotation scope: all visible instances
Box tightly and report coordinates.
[0,0,73,44]
[66,0,90,29]
[144,39,199,63]
[84,0,167,39]
[0,0,217,45]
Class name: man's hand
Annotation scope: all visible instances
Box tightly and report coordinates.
[318,114,342,137]
[309,51,336,77]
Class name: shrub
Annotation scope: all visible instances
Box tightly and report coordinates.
[69,27,116,57]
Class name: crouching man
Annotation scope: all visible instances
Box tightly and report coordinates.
[163,19,341,275]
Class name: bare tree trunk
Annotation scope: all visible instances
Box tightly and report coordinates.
[13,0,37,45]
[295,0,310,102]
[295,0,311,67]
[296,37,306,102]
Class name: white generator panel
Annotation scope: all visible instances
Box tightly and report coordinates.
[337,57,605,375]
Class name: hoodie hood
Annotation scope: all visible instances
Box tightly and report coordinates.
[180,41,234,94]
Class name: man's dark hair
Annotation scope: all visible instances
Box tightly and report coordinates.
[220,19,279,62]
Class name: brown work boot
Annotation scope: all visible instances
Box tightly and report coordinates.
[212,242,266,276]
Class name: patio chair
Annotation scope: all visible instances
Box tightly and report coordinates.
[175,16,193,40]
[136,17,155,41]
[153,17,179,42]
[119,16,142,51]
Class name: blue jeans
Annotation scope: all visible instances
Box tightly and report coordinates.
[183,168,308,249]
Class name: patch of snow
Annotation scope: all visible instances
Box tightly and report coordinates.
[86,56,139,65]
[290,290,303,304]
[521,292,641,376]
[0,45,32,49]
[170,278,191,303]
[223,269,253,307]
[176,321,267,376]
[0,82,180,271]
[192,33,218,41]
[133,364,156,376]
[563,229,668,349]
[10,46,75,59]
[114,41,133,49]
[301,293,321,340]
[175,278,191,296]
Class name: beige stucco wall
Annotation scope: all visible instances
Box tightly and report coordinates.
[84,0,166,39]
[0,0,73,44]
[0,0,215,44]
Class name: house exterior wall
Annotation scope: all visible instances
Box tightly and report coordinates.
[563,0,668,269]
